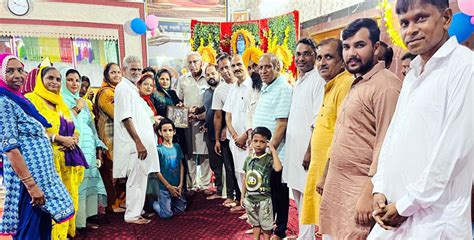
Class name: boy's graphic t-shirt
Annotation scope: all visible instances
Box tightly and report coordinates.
[157,143,184,190]
[243,153,273,202]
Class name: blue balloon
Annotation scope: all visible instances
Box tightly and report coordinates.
[448,12,474,43]
[130,18,147,35]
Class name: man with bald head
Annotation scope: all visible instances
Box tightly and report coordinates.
[176,52,211,193]
[250,53,293,239]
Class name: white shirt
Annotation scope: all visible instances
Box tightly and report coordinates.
[223,77,252,136]
[176,71,209,107]
[284,68,325,192]
[223,76,252,173]
[113,78,160,178]
[211,80,233,111]
[369,37,474,239]
[246,86,261,131]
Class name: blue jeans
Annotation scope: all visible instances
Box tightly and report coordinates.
[153,189,186,219]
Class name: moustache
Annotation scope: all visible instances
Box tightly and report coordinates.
[347,57,361,64]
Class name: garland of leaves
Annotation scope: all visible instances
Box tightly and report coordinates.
[268,14,297,52]
[191,23,220,51]
[232,23,260,46]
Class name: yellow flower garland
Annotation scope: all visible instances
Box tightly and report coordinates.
[197,38,217,65]
[379,0,407,50]
[230,29,256,55]
[267,27,293,71]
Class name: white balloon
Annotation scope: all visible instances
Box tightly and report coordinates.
[124,19,139,36]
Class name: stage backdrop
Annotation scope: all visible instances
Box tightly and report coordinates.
[190,11,299,76]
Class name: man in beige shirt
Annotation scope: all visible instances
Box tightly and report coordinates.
[176,52,211,192]
[318,18,402,239]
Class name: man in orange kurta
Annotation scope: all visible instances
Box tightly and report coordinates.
[318,18,401,239]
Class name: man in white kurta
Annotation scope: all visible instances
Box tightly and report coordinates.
[114,75,160,223]
[369,35,473,239]
[284,38,325,239]
[176,52,211,191]
[223,55,252,206]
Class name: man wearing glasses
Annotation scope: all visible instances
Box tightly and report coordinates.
[284,38,325,239]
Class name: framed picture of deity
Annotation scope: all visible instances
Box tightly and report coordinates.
[167,106,189,128]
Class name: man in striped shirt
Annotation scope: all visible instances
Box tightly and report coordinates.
[252,53,293,239]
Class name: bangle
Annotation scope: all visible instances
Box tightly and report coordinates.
[51,134,56,143]
[72,106,81,114]
[20,175,32,182]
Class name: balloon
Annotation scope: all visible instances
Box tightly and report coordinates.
[145,15,159,30]
[448,12,474,43]
[124,20,139,36]
[458,0,474,16]
[130,18,147,35]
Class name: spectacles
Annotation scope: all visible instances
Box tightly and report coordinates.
[295,51,315,58]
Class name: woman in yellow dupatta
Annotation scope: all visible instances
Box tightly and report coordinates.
[25,66,85,239]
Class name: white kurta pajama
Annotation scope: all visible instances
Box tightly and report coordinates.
[284,68,325,239]
[223,77,252,191]
[113,78,160,221]
[369,37,474,239]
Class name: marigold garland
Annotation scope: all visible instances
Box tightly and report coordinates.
[230,29,256,55]
[197,38,217,65]
[267,27,293,71]
[379,0,407,50]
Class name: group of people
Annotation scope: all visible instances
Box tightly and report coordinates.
[0,0,473,239]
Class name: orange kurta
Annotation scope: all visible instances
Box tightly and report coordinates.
[319,63,401,239]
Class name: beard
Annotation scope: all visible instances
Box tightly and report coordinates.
[346,55,374,75]
[207,78,218,87]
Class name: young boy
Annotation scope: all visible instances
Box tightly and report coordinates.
[152,118,187,219]
[241,127,282,240]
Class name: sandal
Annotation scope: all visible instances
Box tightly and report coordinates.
[125,217,151,225]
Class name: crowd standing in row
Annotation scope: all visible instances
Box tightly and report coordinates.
[0,0,473,239]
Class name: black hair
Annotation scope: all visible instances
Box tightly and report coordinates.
[396,0,449,14]
[156,68,172,80]
[158,118,175,131]
[401,52,418,61]
[65,69,81,79]
[216,52,232,65]
[142,67,157,77]
[342,18,380,46]
[41,66,57,79]
[296,37,317,53]
[81,75,90,84]
[205,64,218,74]
[251,72,262,92]
[317,38,343,60]
[103,62,119,83]
[379,41,394,67]
[252,126,272,140]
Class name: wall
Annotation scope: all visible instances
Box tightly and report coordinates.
[0,0,146,64]
[227,0,364,22]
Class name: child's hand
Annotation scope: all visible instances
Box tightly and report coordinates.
[167,185,179,197]
[267,141,276,152]
[240,199,245,208]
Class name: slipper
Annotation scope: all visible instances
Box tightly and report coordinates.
[230,205,245,212]
[224,200,238,208]
[222,198,234,206]
[125,217,151,225]
[142,212,155,219]
[86,223,100,229]
[203,189,214,196]
[112,207,126,213]
[245,229,253,234]
[238,213,248,220]
[206,194,222,200]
